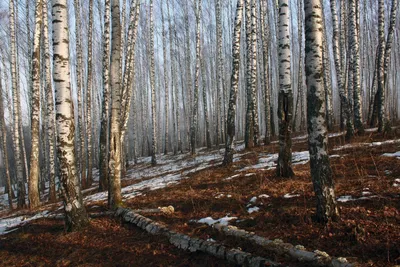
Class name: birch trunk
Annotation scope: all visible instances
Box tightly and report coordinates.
[190,0,201,155]
[215,0,225,145]
[43,0,56,202]
[99,0,111,192]
[149,0,157,165]
[223,0,244,165]
[377,0,386,132]
[304,0,339,223]
[0,68,13,209]
[161,5,169,154]
[108,0,123,208]
[329,0,354,139]
[85,0,94,187]
[74,0,86,188]
[52,0,89,231]
[244,0,254,149]
[29,0,42,209]
[9,0,26,209]
[277,0,294,178]
[349,0,364,133]
[261,0,271,144]
[250,0,259,146]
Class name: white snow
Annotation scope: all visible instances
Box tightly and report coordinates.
[249,197,257,203]
[247,207,260,214]
[245,173,256,177]
[283,193,300,198]
[394,179,400,187]
[337,195,354,202]
[0,211,49,235]
[224,174,240,181]
[197,216,237,226]
[382,151,400,159]
[258,194,270,198]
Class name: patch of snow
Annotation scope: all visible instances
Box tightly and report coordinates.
[224,174,240,181]
[197,216,237,226]
[337,195,354,202]
[258,194,270,198]
[207,238,216,242]
[247,206,260,214]
[227,194,232,198]
[249,197,257,203]
[329,154,341,158]
[283,193,299,199]
[382,151,400,159]
[245,173,256,177]
[215,194,225,199]
[364,127,378,132]
[394,179,400,187]
[0,211,49,235]
[384,170,392,175]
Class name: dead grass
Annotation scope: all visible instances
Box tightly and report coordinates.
[0,129,399,266]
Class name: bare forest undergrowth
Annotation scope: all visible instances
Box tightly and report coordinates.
[1,128,400,266]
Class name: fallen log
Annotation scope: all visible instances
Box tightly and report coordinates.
[115,207,282,267]
[212,223,353,267]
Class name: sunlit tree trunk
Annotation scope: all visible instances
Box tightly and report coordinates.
[149,0,157,165]
[223,0,244,165]
[9,0,26,209]
[99,0,111,192]
[52,0,89,231]
[108,0,123,208]
[42,0,56,202]
[29,0,43,209]
[190,0,202,155]
[304,0,339,224]
[277,0,294,178]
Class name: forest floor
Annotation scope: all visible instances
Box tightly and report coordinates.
[0,126,399,266]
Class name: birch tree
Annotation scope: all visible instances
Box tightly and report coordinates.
[190,0,201,155]
[9,0,26,209]
[99,0,111,192]
[0,67,13,209]
[85,0,94,187]
[377,0,386,133]
[150,0,157,165]
[277,0,294,177]
[349,0,364,133]
[161,3,169,154]
[43,0,57,202]
[329,0,354,139]
[108,0,123,208]
[223,0,244,165]
[74,0,86,188]
[52,0,89,230]
[260,0,271,144]
[304,0,339,223]
[28,0,42,209]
